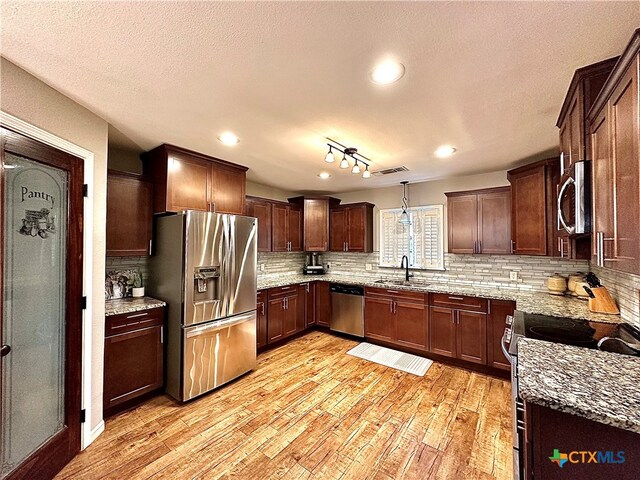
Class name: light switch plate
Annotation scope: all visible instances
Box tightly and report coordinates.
[510,271,518,281]
[365,263,373,271]
[260,264,265,272]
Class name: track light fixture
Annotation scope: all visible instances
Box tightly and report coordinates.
[324,145,335,163]
[323,138,373,179]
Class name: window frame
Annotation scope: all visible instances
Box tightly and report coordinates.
[378,204,445,271]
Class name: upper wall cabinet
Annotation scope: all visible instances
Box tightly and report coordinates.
[245,196,272,252]
[446,187,511,255]
[272,202,303,252]
[330,203,374,253]
[557,57,618,175]
[106,170,153,256]
[142,144,247,215]
[289,196,341,252]
[589,30,640,274]
[508,158,560,256]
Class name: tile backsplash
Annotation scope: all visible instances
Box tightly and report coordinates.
[591,266,640,327]
[257,252,306,276]
[322,252,589,292]
[105,256,150,299]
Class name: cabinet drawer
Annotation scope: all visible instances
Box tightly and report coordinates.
[365,286,425,303]
[105,307,164,337]
[268,285,299,299]
[430,293,488,312]
[257,290,267,303]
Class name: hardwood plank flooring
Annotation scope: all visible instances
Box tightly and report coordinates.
[55,331,512,480]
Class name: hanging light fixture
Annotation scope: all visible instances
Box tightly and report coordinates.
[323,138,373,179]
[399,181,411,225]
[324,145,335,163]
[339,153,349,169]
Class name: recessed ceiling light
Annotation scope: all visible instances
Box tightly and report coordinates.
[370,60,405,85]
[434,145,457,158]
[217,132,240,145]
[318,172,331,179]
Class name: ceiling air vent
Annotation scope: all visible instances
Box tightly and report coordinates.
[372,166,409,176]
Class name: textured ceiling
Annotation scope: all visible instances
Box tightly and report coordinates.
[2,1,639,193]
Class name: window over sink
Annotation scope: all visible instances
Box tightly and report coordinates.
[379,205,444,270]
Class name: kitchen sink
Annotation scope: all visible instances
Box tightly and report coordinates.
[374,279,430,287]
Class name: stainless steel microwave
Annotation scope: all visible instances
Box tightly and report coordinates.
[557,157,591,235]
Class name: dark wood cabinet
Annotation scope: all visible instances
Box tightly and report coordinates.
[508,158,559,256]
[428,307,456,358]
[364,287,427,351]
[557,57,618,175]
[289,196,341,252]
[446,187,511,254]
[456,310,487,365]
[303,282,316,327]
[428,294,488,365]
[272,202,302,252]
[364,296,395,342]
[245,196,272,252]
[267,286,301,343]
[257,290,268,348]
[330,203,374,252]
[103,307,164,415]
[315,281,331,327]
[106,170,153,256]
[589,34,640,275]
[142,144,247,215]
[487,300,515,371]
[525,403,640,480]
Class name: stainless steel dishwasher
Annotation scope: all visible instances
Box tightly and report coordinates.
[330,283,364,337]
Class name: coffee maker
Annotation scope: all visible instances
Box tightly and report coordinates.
[303,252,326,275]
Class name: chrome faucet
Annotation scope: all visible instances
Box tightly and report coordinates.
[400,255,410,283]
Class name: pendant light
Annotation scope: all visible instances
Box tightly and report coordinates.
[324,145,335,163]
[362,165,371,178]
[339,153,349,169]
[399,181,411,225]
[351,159,361,174]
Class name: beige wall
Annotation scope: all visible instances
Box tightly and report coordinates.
[1,57,108,432]
[246,181,296,202]
[334,171,509,250]
[107,145,143,174]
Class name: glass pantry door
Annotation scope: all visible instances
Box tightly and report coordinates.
[1,127,84,480]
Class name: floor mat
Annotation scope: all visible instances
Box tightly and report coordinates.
[346,342,433,376]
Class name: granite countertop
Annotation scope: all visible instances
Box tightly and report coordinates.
[105,296,166,316]
[257,274,622,324]
[517,338,640,433]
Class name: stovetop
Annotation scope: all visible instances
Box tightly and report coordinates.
[509,311,640,356]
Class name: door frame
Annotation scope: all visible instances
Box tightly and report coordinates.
[0,111,99,449]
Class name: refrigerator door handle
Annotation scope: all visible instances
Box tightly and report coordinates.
[185,311,256,337]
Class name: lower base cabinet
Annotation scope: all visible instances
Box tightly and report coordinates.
[315,281,331,327]
[364,288,428,351]
[428,295,488,365]
[103,307,164,415]
[257,290,268,348]
[303,282,316,327]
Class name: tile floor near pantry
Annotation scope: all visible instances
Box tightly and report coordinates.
[55,332,511,480]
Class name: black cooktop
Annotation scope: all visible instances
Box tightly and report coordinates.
[521,312,640,350]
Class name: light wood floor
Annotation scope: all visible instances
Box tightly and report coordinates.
[56,331,513,480]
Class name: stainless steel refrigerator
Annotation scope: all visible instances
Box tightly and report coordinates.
[149,211,257,401]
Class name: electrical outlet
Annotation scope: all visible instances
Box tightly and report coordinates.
[326,263,331,270]
[260,264,265,272]
[510,271,518,281]
[365,263,373,271]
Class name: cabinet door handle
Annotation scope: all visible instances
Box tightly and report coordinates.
[149,239,153,255]
[448,296,464,301]
[478,240,482,253]
[346,242,349,252]
[510,240,515,254]
[160,326,163,344]
[390,301,393,313]
[126,312,149,319]
[261,303,265,316]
